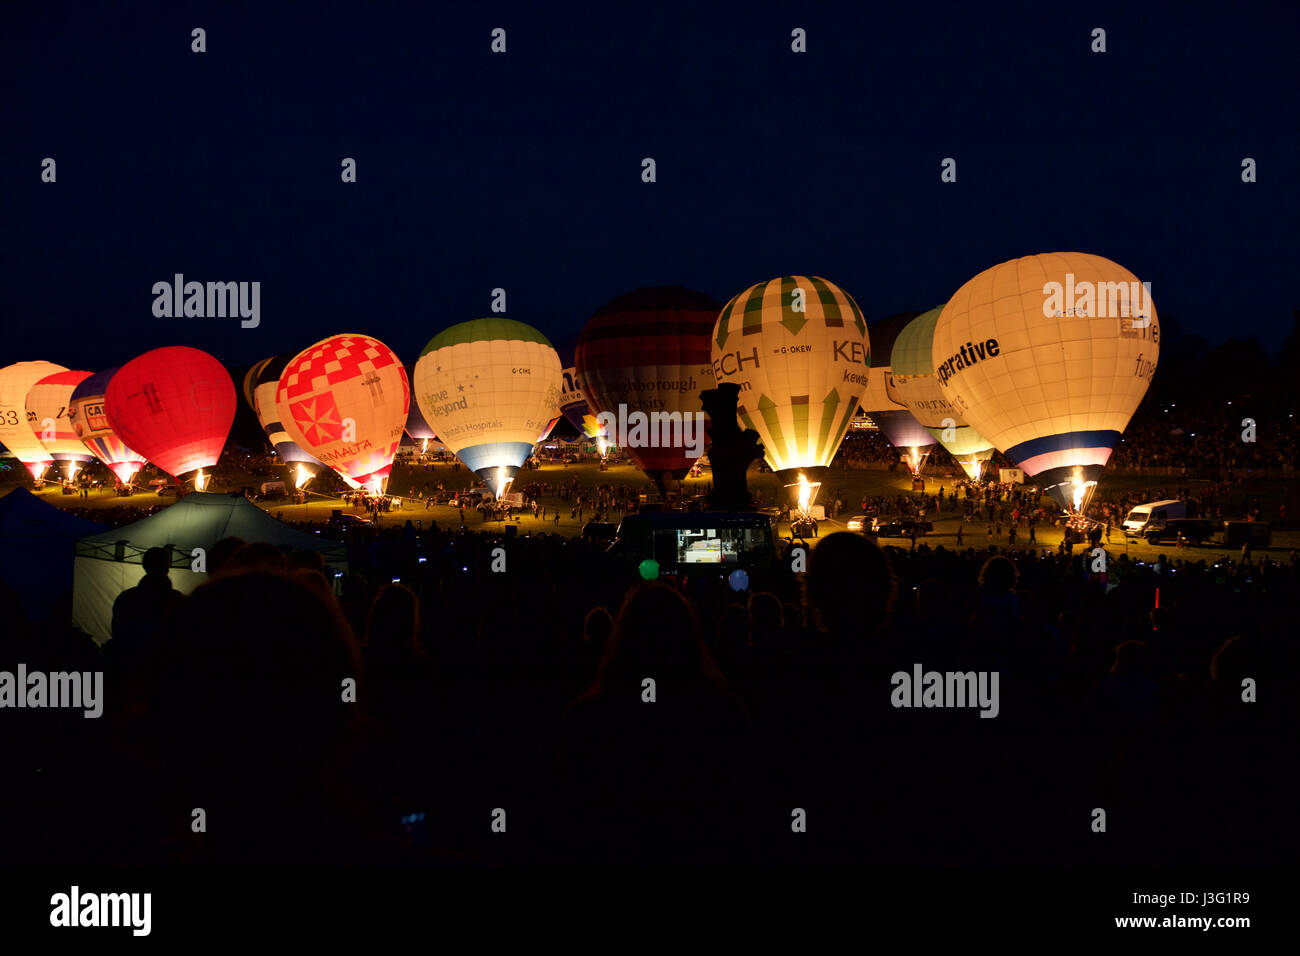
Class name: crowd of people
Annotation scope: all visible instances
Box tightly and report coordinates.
[1,510,1290,867]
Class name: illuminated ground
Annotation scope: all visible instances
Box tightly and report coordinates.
[6,458,1297,562]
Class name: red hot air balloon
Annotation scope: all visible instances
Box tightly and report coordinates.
[105,347,236,485]
[275,334,409,494]
[575,286,720,495]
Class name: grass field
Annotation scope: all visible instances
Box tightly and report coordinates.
[9,455,1297,563]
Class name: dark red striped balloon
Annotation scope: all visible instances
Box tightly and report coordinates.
[574,286,720,487]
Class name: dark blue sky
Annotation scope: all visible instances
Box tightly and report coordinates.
[5,0,1297,373]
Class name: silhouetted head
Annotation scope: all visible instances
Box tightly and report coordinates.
[207,537,246,576]
[582,606,613,645]
[591,582,724,695]
[153,571,361,784]
[748,595,785,632]
[1110,639,1153,677]
[803,532,895,637]
[218,541,288,577]
[978,555,1018,592]
[365,583,420,652]
[141,546,171,577]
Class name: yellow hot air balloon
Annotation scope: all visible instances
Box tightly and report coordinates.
[413,318,562,498]
[711,276,870,497]
[0,361,68,481]
[888,307,996,481]
[932,252,1159,512]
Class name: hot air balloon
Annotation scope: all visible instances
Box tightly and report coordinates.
[559,366,610,456]
[105,346,237,489]
[0,361,68,481]
[413,318,562,498]
[244,355,324,490]
[932,252,1159,513]
[575,286,720,496]
[275,334,409,494]
[862,312,938,475]
[405,402,437,452]
[26,369,94,482]
[711,276,870,506]
[67,368,148,486]
[888,307,997,481]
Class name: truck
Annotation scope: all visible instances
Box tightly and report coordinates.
[1122,500,1188,538]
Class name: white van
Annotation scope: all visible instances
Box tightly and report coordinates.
[1122,499,1187,537]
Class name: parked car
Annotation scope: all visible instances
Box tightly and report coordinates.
[872,518,933,537]
[326,511,373,534]
[448,490,492,508]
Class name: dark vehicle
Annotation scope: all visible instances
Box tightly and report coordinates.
[1223,520,1272,549]
[581,520,618,543]
[607,511,779,576]
[872,518,933,537]
[326,511,373,535]
[448,489,492,508]
[1145,517,1215,545]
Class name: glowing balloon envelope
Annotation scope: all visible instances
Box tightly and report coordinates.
[862,312,937,475]
[245,355,324,468]
[68,368,148,485]
[711,276,869,486]
[575,286,720,491]
[0,361,68,480]
[888,307,996,481]
[414,318,562,497]
[559,366,610,452]
[275,334,410,494]
[932,252,1159,511]
[27,370,95,480]
[106,347,237,481]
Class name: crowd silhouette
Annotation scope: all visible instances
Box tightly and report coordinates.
[1,516,1292,867]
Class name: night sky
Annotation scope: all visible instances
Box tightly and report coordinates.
[5,0,1297,374]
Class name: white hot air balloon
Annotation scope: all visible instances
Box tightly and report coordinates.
[0,361,68,481]
[932,252,1159,513]
[887,307,996,481]
[414,318,562,498]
